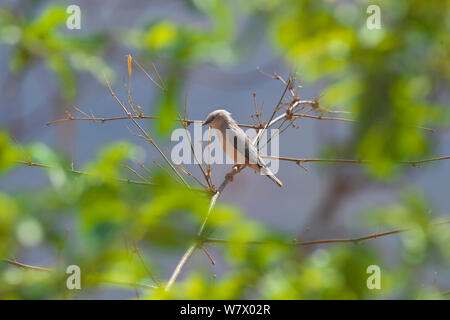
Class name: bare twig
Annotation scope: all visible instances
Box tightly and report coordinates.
[0,258,52,272]
[0,258,158,290]
[132,58,166,91]
[175,92,214,191]
[165,165,246,291]
[104,76,189,188]
[47,112,264,129]
[204,219,450,246]
[131,240,161,287]
[165,244,197,291]
[175,161,209,190]
[262,155,450,168]
[15,160,153,186]
[254,76,292,145]
[123,164,150,183]
[99,279,158,290]
[200,246,216,265]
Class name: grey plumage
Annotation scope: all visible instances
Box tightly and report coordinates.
[202,109,283,187]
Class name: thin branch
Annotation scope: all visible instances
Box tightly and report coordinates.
[203,219,450,247]
[0,258,52,272]
[198,165,247,236]
[175,92,214,191]
[151,63,167,91]
[200,246,216,265]
[132,58,166,91]
[47,114,158,126]
[165,244,197,291]
[104,77,190,188]
[131,240,161,287]
[292,113,356,123]
[47,113,264,129]
[165,165,246,291]
[153,159,184,185]
[166,218,450,291]
[99,279,158,290]
[254,76,292,144]
[122,164,150,183]
[15,160,153,186]
[47,109,434,133]
[174,161,209,190]
[292,113,435,132]
[262,155,450,168]
[134,158,152,177]
[0,258,158,290]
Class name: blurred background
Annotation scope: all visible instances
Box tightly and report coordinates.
[0,0,449,299]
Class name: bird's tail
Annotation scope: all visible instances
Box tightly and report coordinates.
[261,166,283,187]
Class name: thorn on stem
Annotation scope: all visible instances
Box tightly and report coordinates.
[200,246,216,265]
[296,161,309,172]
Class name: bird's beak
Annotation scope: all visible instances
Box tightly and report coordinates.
[202,120,211,127]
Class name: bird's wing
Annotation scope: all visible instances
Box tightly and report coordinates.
[225,127,264,167]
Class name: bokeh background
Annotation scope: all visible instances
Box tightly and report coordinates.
[0,0,449,299]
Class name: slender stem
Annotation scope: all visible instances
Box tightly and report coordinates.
[15,160,153,186]
[254,79,292,144]
[163,218,450,291]
[164,165,245,292]
[131,241,161,287]
[262,155,450,167]
[292,113,356,123]
[105,77,190,188]
[99,279,158,290]
[47,114,271,129]
[0,258,52,272]
[0,259,158,290]
[165,244,197,291]
[204,220,450,246]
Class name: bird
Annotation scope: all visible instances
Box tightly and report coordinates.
[202,109,283,187]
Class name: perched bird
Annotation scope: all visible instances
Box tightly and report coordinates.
[202,109,283,187]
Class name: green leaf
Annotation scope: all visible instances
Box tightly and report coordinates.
[85,141,138,178]
[156,79,178,134]
[0,131,20,174]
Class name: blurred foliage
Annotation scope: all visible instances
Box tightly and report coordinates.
[0,131,448,299]
[0,5,113,101]
[266,0,449,176]
[123,0,450,175]
[125,0,236,66]
[1,0,449,300]
[124,0,239,134]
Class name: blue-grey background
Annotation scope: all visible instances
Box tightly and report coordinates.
[0,0,448,299]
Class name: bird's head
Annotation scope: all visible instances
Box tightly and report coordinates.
[202,109,232,129]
